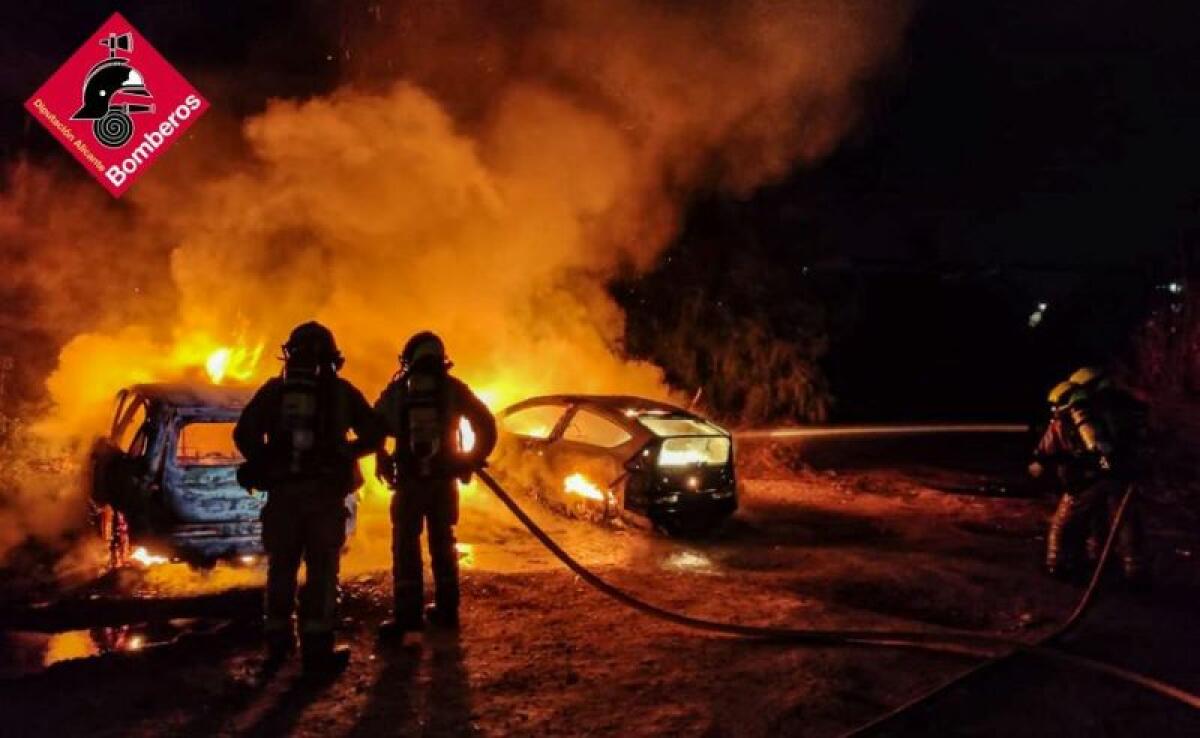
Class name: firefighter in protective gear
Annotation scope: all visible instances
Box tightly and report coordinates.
[374,332,497,635]
[1070,366,1149,579]
[1031,369,1146,582]
[234,322,384,674]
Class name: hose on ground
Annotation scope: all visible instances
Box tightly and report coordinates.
[476,470,1200,712]
[838,483,1153,736]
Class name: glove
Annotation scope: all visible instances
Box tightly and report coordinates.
[375,451,397,488]
[236,460,267,492]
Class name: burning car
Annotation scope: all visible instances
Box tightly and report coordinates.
[89,383,321,567]
[496,395,737,533]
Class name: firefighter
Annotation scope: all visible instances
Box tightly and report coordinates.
[1069,366,1149,582]
[234,321,384,675]
[1030,370,1146,584]
[374,332,497,636]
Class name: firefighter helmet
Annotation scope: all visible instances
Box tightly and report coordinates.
[1047,381,1077,408]
[72,62,152,120]
[282,321,344,370]
[400,331,448,370]
[1069,366,1111,391]
[71,33,153,149]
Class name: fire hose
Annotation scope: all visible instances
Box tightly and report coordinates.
[837,483,1179,736]
[475,469,1200,712]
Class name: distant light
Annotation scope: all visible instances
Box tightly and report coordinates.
[1168,282,1184,295]
[1028,301,1048,328]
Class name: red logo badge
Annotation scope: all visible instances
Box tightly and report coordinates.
[25,13,208,197]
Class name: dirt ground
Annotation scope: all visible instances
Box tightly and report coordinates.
[1,458,1198,737]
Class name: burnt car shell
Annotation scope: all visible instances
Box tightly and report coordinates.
[90,383,263,564]
[497,395,737,533]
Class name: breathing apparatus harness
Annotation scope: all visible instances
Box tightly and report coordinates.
[389,331,467,480]
[275,322,346,479]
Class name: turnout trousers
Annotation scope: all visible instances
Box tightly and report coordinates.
[260,480,349,647]
[1046,478,1143,579]
[391,476,460,623]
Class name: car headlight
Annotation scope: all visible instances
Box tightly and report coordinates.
[656,436,730,467]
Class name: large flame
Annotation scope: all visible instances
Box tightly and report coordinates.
[0,0,915,565]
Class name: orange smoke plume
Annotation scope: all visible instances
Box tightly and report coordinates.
[0,0,913,561]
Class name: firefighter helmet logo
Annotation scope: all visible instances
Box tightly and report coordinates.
[71,32,154,148]
[25,13,208,197]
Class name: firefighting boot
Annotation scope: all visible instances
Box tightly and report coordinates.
[261,630,296,675]
[301,632,350,677]
[378,614,424,640]
[379,589,425,640]
[425,603,459,629]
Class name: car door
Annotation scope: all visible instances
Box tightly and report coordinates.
[90,390,153,514]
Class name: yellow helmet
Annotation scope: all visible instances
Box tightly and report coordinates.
[1047,381,1076,407]
[1069,366,1110,391]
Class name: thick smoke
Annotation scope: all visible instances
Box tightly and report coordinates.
[0,0,912,561]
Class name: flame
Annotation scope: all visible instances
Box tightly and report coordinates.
[563,472,606,502]
[4,0,917,573]
[455,542,475,568]
[129,546,169,567]
[202,342,264,384]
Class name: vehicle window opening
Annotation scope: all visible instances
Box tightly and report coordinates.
[637,416,727,438]
[561,409,632,448]
[502,405,566,439]
[114,400,149,456]
[176,421,243,466]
